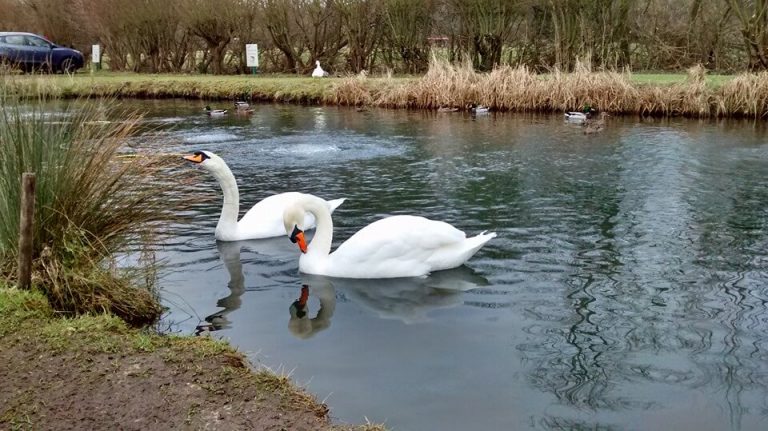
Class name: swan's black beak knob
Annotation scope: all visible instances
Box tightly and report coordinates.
[290,225,307,253]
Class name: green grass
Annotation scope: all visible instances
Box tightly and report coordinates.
[631,73,732,87]
[2,72,347,101]
[7,70,735,96]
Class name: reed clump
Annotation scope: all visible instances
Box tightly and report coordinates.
[716,71,768,118]
[351,58,766,118]
[0,86,183,325]
[330,71,376,106]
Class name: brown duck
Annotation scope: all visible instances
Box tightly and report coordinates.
[583,112,610,134]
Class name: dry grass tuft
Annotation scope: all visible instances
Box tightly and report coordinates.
[716,71,768,118]
[331,72,375,106]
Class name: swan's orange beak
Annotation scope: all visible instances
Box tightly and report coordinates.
[183,153,204,164]
[290,226,307,253]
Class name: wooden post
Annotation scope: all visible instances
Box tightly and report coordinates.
[17,173,36,290]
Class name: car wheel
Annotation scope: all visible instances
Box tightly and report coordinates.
[59,57,76,74]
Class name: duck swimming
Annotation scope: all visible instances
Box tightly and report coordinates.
[564,106,596,123]
[468,103,490,114]
[583,112,610,134]
[204,106,228,117]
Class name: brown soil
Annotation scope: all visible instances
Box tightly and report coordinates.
[0,307,376,431]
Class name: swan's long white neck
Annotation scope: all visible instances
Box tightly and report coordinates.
[300,195,334,258]
[206,161,240,231]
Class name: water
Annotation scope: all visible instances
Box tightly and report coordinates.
[74,100,768,430]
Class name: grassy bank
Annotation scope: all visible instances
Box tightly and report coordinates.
[3,61,768,118]
[0,286,383,430]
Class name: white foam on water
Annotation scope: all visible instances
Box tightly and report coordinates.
[183,133,241,144]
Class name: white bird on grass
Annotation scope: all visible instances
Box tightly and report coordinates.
[312,60,329,78]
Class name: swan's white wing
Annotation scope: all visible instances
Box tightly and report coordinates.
[238,192,343,239]
[327,215,469,278]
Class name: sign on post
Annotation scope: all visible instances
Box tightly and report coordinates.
[246,44,258,74]
[92,44,100,63]
[91,44,101,71]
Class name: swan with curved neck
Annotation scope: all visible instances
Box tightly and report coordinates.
[283,194,495,278]
[184,151,346,241]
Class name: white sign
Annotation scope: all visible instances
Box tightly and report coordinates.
[91,44,101,63]
[245,44,259,68]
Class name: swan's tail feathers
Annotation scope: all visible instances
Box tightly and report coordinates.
[467,231,496,255]
[458,231,496,264]
[429,231,496,272]
[327,197,347,213]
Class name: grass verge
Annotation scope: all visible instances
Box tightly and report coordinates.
[0,286,385,430]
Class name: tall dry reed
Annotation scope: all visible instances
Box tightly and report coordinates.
[716,71,768,118]
[332,58,768,118]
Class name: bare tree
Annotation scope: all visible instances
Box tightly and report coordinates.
[383,0,435,73]
[262,0,306,72]
[338,0,385,73]
[725,0,768,69]
[23,0,89,48]
[182,0,240,74]
[294,0,347,73]
[262,0,346,74]
[450,0,524,71]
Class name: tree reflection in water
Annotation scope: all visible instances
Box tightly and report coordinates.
[515,131,768,428]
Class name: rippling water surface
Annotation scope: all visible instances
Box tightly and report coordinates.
[86,100,768,430]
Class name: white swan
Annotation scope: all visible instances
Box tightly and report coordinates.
[183,151,346,241]
[311,60,328,78]
[283,194,496,278]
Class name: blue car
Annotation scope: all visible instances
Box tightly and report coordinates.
[0,32,84,73]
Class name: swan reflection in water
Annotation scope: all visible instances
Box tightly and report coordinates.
[289,268,489,339]
[193,239,489,337]
[195,238,293,335]
[288,283,336,339]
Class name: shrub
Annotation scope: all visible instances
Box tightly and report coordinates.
[0,86,181,325]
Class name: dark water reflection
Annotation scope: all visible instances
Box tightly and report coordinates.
[55,99,768,430]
